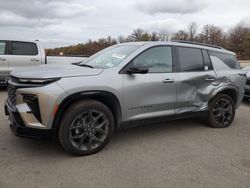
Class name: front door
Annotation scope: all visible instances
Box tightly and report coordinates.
[122,46,177,122]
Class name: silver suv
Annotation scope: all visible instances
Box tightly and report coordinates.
[5,41,246,156]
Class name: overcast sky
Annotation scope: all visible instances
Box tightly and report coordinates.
[0,0,249,48]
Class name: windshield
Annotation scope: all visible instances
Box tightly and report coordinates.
[243,66,250,71]
[81,44,141,69]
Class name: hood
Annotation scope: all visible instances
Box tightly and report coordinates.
[11,64,103,79]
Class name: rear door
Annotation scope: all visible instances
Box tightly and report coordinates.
[8,41,42,72]
[0,40,9,83]
[175,46,217,113]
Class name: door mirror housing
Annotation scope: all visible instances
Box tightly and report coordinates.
[127,65,149,74]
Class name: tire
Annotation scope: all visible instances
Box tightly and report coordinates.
[243,97,249,102]
[207,94,235,128]
[58,100,115,156]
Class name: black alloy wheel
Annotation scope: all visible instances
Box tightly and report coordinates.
[207,94,235,128]
[69,110,109,151]
[58,100,114,156]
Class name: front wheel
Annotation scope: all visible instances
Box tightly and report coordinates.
[58,100,114,156]
[207,94,235,128]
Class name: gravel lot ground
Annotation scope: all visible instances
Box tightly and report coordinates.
[0,88,250,188]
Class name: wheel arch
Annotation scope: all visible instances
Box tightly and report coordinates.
[218,89,237,104]
[210,86,238,105]
[52,91,122,131]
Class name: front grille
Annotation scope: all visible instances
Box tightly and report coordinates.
[7,84,17,106]
[7,76,42,123]
[7,76,29,107]
[246,79,250,86]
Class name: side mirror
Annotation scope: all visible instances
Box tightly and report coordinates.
[127,65,149,74]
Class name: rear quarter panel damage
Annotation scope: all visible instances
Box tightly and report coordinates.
[175,65,245,113]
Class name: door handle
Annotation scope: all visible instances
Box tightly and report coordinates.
[205,77,216,82]
[31,58,39,62]
[0,58,6,61]
[163,79,175,83]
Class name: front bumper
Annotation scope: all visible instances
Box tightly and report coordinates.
[4,100,54,139]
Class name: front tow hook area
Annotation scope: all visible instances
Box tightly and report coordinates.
[4,104,9,116]
[9,122,20,136]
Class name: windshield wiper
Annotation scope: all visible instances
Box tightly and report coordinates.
[78,63,94,68]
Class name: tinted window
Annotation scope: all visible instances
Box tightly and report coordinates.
[210,56,231,71]
[0,41,6,55]
[133,46,172,73]
[11,42,38,56]
[209,51,240,69]
[178,47,204,72]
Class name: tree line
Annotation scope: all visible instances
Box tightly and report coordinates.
[46,22,250,60]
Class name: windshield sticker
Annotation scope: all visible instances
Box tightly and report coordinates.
[106,62,114,67]
[111,53,126,59]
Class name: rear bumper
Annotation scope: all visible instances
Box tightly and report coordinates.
[4,100,54,139]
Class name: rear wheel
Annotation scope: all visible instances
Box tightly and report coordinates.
[58,100,114,156]
[207,94,235,128]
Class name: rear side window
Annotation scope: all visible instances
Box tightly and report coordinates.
[11,41,38,56]
[178,47,204,72]
[0,41,6,55]
[209,51,240,69]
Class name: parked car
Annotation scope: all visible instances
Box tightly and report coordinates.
[243,66,250,100]
[0,40,86,85]
[5,41,246,156]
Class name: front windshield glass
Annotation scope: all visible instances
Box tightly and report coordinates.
[81,44,141,69]
[243,66,250,71]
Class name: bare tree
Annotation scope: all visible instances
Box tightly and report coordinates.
[130,29,145,41]
[150,32,159,41]
[158,31,169,41]
[106,36,112,45]
[242,31,250,59]
[186,22,198,41]
[228,24,249,57]
[47,22,250,60]
[117,35,126,43]
[198,24,226,46]
[172,30,189,41]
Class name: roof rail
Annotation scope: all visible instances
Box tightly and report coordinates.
[171,40,224,50]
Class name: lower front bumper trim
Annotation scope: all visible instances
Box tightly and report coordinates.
[5,101,54,139]
[9,122,54,139]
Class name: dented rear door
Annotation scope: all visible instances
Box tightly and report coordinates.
[174,47,217,113]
